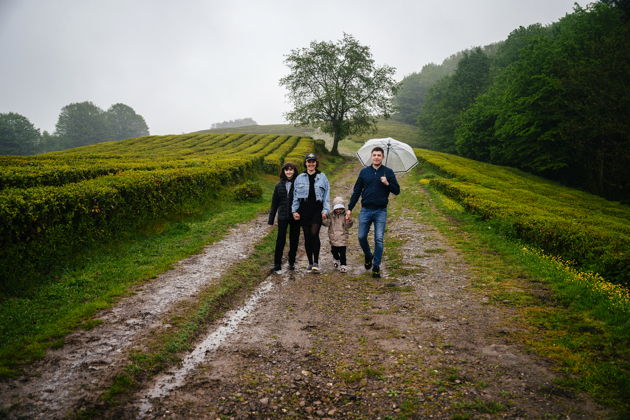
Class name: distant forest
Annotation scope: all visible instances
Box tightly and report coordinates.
[211,118,257,129]
[393,0,630,202]
[0,101,149,155]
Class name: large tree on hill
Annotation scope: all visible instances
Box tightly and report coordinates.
[0,112,40,155]
[280,34,397,155]
[105,103,149,141]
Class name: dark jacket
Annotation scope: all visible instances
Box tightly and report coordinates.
[348,165,400,211]
[269,180,295,224]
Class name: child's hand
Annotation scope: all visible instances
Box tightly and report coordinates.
[293,212,300,221]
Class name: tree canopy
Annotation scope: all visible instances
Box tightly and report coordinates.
[55,101,111,149]
[211,118,257,129]
[280,34,397,155]
[54,101,150,150]
[417,48,491,153]
[0,112,40,155]
[105,103,149,141]
[406,1,630,201]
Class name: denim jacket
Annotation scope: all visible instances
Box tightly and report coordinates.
[291,171,330,215]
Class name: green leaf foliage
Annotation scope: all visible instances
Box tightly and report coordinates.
[404,2,630,202]
[454,3,630,201]
[0,112,41,155]
[416,148,630,286]
[279,33,397,155]
[417,48,491,153]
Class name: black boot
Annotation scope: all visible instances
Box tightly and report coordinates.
[372,265,380,278]
[364,255,373,270]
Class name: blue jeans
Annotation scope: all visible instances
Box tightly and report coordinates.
[358,208,387,268]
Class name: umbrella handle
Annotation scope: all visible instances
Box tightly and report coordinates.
[385,142,390,166]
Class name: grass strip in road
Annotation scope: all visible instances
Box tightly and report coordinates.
[400,167,630,415]
[75,230,277,418]
[0,175,276,378]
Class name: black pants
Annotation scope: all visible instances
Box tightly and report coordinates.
[302,221,321,265]
[274,219,300,267]
[331,246,347,265]
[299,201,323,265]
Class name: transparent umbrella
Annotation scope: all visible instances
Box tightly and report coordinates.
[356,137,419,173]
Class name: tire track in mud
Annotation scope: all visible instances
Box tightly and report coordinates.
[119,164,607,419]
[0,216,272,419]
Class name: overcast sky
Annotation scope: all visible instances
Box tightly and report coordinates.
[0,0,580,135]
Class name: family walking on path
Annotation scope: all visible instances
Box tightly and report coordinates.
[269,148,400,277]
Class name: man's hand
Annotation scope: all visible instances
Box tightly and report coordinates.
[322,212,327,220]
[345,209,352,222]
[293,212,300,221]
[380,176,389,186]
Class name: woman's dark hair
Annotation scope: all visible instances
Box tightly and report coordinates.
[279,162,298,180]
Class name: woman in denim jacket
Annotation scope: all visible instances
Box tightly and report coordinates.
[291,153,330,273]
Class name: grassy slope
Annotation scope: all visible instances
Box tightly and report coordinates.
[196,119,427,151]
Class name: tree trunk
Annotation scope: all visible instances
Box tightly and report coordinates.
[331,131,341,155]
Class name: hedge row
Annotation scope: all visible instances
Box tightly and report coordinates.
[0,157,260,294]
[284,137,317,170]
[0,159,224,189]
[263,136,300,174]
[0,133,317,293]
[415,148,630,286]
[0,134,300,189]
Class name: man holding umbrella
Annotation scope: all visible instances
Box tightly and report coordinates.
[347,146,400,278]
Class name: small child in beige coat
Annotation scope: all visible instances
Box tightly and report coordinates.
[322,196,353,272]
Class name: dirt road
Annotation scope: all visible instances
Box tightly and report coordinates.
[1,160,607,419]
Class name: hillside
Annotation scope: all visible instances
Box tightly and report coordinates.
[197,119,427,151]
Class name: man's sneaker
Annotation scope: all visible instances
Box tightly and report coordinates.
[339,265,348,273]
[311,264,320,273]
[364,255,373,270]
[333,259,340,269]
[372,265,381,278]
[288,263,295,271]
[306,264,314,273]
[273,265,282,274]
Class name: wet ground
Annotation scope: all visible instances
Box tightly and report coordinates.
[0,161,608,419]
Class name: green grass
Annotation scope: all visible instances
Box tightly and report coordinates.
[0,174,277,377]
[415,148,630,286]
[399,166,630,414]
[451,398,506,418]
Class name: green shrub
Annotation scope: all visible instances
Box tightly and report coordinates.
[415,148,630,286]
[232,181,263,202]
